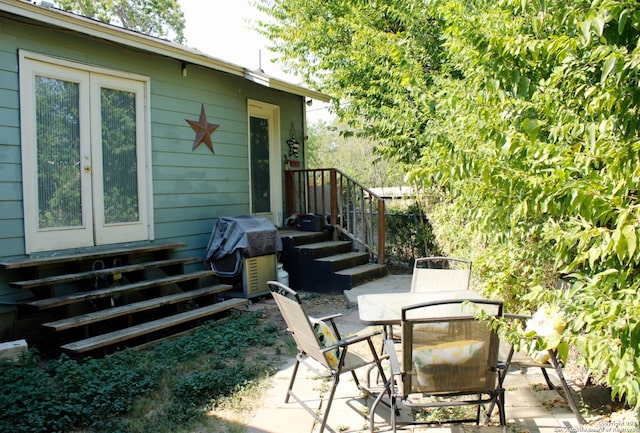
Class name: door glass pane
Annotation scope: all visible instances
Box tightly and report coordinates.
[101,87,139,224]
[36,76,82,229]
[250,116,271,213]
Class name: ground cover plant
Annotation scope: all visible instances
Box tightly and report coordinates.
[0,310,289,433]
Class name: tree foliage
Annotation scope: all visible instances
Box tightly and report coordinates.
[58,0,186,43]
[255,0,640,409]
[306,120,405,187]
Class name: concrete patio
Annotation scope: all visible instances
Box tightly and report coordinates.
[245,274,594,433]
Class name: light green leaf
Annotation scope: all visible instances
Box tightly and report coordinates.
[593,16,605,36]
[581,21,591,43]
[622,224,637,260]
[556,341,569,363]
[619,9,630,35]
[601,56,616,84]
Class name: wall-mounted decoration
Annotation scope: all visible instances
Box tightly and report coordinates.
[287,122,300,157]
[186,104,220,154]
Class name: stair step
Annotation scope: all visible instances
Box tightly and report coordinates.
[10,257,200,290]
[0,242,186,270]
[60,298,248,353]
[43,284,233,331]
[27,270,216,310]
[315,251,370,271]
[335,263,387,286]
[279,229,330,246]
[295,240,352,258]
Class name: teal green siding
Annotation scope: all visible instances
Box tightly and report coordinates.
[0,13,307,318]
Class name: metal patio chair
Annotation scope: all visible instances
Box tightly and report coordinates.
[370,299,506,432]
[488,311,587,424]
[411,257,472,293]
[268,280,388,433]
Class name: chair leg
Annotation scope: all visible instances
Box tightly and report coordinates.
[370,379,393,433]
[319,376,340,433]
[541,367,556,390]
[391,395,398,432]
[497,388,506,426]
[286,356,302,404]
[549,356,586,424]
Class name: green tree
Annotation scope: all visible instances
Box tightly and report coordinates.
[58,0,185,43]
[256,0,640,409]
[306,120,405,188]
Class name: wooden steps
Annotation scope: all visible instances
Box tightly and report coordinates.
[0,242,187,270]
[0,242,247,354]
[60,298,248,353]
[26,270,217,310]
[42,284,232,331]
[9,257,200,290]
[279,230,387,292]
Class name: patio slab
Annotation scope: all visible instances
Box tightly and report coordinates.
[247,275,592,433]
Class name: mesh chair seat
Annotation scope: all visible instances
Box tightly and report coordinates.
[410,257,472,293]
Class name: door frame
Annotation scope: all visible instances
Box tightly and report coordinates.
[19,51,153,254]
[247,99,282,227]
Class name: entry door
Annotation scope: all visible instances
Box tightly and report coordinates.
[248,100,282,227]
[20,54,150,253]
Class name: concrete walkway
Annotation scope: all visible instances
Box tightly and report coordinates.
[246,275,588,433]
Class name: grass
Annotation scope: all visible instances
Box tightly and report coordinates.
[0,309,292,433]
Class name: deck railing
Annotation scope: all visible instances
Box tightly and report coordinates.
[284,168,386,264]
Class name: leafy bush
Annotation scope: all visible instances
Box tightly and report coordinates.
[257,0,640,409]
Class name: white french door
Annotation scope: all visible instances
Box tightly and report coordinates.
[248,100,283,227]
[20,53,151,253]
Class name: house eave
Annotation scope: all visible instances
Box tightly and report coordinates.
[0,0,331,103]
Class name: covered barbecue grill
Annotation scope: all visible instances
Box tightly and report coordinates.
[205,215,282,298]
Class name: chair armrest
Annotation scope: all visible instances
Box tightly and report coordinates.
[505,313,530,322]
[319,330,382,355]
[316,313,343,322]
[331,330,382,348]
[384,339,401,376]
[317,313,344,339]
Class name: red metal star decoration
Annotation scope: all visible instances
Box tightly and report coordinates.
[186,104,220,153]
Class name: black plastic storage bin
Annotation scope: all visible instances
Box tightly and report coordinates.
[299,214,323,231]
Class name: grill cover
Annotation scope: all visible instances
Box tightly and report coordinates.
[205,215,282,263]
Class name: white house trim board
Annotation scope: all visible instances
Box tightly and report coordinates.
[19,51,152,253]
[248,99,283,227]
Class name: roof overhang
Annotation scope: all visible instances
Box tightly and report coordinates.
[0,0,331,103]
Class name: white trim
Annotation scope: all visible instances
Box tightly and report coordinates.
[19,51,153,253]
[248,99,283,227]
[19,56,94,253]
[90,73,149,245]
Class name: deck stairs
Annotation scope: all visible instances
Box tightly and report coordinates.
[0,242,247,355]
[279,229,387,293]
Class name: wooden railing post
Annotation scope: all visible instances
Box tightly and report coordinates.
[329,169,338,226]
[377,199,386,265]
[285,170,295,217]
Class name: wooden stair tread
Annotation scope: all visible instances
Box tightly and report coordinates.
[27,270,216,310]
[43,284,233,331]
[60,298,248,353]
[10,257,200,289]
[295,240,351,250]
[334,262,386,276]
[315,251,369,262]
[0,242,186,270]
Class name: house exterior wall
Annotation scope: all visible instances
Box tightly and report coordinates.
[0,13,306,329]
